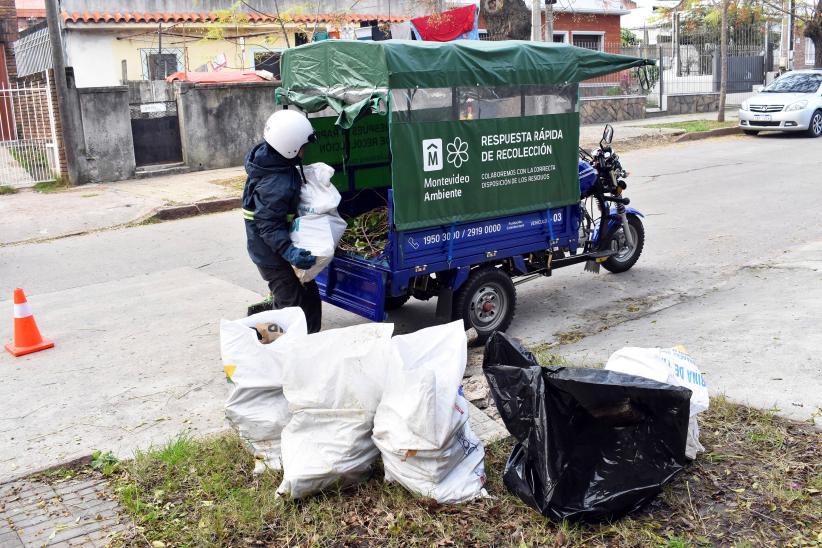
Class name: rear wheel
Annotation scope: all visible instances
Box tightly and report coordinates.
[453,267,516,343]
[743,129,759,136]
[384,294,411,311]
[603,215,645,273]
[807,110,822,138]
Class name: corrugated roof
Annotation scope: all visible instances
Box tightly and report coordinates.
[61,11,407,24]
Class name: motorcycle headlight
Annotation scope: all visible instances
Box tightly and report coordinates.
[740,101,750,111]
[787,100,808,111]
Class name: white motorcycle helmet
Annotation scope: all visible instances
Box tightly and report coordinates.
[263,109,316,159]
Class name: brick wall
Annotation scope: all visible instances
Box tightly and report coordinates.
[478,11,622,51]
[552,13,622,53]
[16,69,68,176]
[793,36,817,70]
[0,0,19,80]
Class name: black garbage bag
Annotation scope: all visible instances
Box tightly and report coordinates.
[483,332,691,522]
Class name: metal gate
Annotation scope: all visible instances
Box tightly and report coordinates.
[128,81,183,167]
[0,74,60,187]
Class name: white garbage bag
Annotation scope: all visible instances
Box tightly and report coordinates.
[380,418,488,504]
[277,323,393,498]
[372,321,488,503]
[299,162,340,216]
[289,213,347,283]
[220,308,307,472]
[605,346,709,459]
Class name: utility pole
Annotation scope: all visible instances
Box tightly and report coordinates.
[45,0,82,185]
[531,0,541,41]
[545,0,554,42]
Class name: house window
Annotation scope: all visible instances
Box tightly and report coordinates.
[553,32,568,43]
[806,38,816,67]
[572,33,604,51]
[140,48,183,80]
[253,50,282,79]
[294,33,309,46]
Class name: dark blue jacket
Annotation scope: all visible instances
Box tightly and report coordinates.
[242,142,302,268]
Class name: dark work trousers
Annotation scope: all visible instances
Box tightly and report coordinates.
[256,264,322,334]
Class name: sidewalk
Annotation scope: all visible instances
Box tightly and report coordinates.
[580,110,740,147]
[0,167,244,246]
[0,111,739,247]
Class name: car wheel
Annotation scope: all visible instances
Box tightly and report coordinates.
[807,110,822,138]
[743,130,759,136]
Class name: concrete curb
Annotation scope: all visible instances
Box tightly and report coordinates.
[2,454,93,485]
[150,196,240,221]
[675,126,741,142]
[581,129,685,151]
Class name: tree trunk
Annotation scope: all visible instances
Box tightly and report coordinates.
[804,2,822,68]
[481,0,532,40]
[717,0,728,122]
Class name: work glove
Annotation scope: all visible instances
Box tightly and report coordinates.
[284,244,317,270]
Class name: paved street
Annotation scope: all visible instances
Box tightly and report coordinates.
[1,132,821,481]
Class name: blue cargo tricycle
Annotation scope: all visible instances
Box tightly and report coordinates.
[278,39,654,341]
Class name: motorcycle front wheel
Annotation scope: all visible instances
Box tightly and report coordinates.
[603,214,645,273]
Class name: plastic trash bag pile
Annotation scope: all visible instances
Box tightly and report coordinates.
[220,310,487,503]
[482,332,695,521]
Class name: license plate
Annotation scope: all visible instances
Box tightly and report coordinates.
[753,114,772,121]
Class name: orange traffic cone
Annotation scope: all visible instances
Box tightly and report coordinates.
[4,288,54,357]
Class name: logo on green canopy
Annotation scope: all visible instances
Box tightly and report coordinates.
[422,139,443,171]
[446,137,469,168]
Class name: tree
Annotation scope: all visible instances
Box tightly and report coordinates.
[756,0,822,68]
[621,28,640,46]
[801,0,822,67]
[480,0,532,40]
[718,0,729,121]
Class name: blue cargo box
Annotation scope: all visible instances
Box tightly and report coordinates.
[316,194,579,322]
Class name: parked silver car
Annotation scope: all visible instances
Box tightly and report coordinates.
[739,70,822,137]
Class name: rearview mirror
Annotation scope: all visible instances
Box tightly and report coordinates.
[602,124,614,144]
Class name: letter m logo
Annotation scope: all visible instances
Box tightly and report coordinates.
[422,138,443,172]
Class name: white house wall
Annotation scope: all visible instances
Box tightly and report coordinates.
[65,31,119,88]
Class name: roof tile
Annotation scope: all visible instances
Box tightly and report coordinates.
[61,10,406,25]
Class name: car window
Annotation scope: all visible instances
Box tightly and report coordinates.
[764,73,822,93]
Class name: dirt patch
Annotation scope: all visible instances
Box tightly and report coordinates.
[210,175,246,194]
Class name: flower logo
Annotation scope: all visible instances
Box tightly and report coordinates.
[446,137,469,168]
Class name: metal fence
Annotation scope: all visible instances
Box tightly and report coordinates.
[481,24,774,107]
[13,25,52,79]
[0,78,60,187]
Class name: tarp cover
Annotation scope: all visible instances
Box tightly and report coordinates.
[278,40,654,127]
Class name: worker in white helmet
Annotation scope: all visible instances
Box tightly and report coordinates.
[241,109,321,332]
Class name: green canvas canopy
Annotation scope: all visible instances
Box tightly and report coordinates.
[278,39,655,128]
